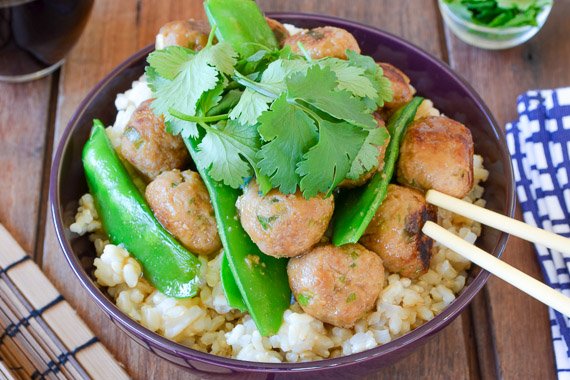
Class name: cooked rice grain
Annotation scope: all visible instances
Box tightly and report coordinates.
[69,74,490,363]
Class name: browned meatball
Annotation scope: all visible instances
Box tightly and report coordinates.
[236,180,334,258]
[378,62,416,110]
[340,117,390,188]
[157,20,209,50]
[397,116,474,198]
[288,244,384,328]
[360,185,436,279]
[284,26,360,60]
[145,169,221,255]
[119,99,188,180]
[266,17,290,46]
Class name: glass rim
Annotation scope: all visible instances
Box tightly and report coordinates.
[438,0,553,34]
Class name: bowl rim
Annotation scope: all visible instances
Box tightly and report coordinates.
[50,11,516,374]
[437,0,553,34]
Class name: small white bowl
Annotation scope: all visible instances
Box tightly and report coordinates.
[439,0,552,50]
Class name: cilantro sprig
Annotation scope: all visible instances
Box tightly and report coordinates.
[146,29,393,198]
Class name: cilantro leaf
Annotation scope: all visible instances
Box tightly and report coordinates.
[230,59,307,126]
[199,42,238,75]
[146,37,400,197]
[200,77,227,115]
[151,57,218,137]
[287,65,377,129]
[166,77,228,139]
[147,46,195,80]
[346,50,393,108]
[297,119,367,198]
[319,58,377,99]
[166,119,198,139]
[376,72,394,107]
[206,89,243,116]
[229,89,272,126]
[257,95,318,194]
[261,59,308,86]
[195,120,259,188]
[346,124,389,179]
[145,66,167,93]
[148,42,237,138]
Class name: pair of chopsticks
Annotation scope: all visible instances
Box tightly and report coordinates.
[423,190,570,316]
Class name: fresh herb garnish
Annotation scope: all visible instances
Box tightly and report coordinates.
[147,27,393,198]
[444,0,551,27]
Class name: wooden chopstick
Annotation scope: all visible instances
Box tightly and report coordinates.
[426,189,570,255]
[423,221,570,316]
[423,189,570,317]
[0,224,129,380]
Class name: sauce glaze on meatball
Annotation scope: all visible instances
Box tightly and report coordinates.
[236,180,334,258]
[378,62,416,110]
[360,185,436,279]
[284,26,360,60]
[145,169,221,255]
[156,20,209,50]
[288,243,384,328]
[397,116,474,198]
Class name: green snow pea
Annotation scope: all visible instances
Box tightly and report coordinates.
[184,137,290,336]
[82,120,202,298]
[220,252,247,312]
[204,0,279,58]
[332,97,424,245]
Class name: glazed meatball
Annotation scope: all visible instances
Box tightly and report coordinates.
[145,169,221,255]
[236,180,334,258]
[266,17,290,46]
[340,117,390,188]
[378,62,416,110]
[360,185,436,279]
[288,243,384,328]
[397,116,474,198]
[156,20,208,50]
[119,99,189,180]
[284,26,360,60]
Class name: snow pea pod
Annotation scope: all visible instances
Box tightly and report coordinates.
[83,120,202,298]
[220,252,247,312]
[204,0,278,58]
[332,97,424,245]
[184,137,290,336]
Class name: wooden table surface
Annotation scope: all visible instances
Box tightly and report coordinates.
[0,0,566,378]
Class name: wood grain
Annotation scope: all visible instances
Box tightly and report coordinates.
[32,0,560,379]
[443,1,569,378]
[0,77,53,255]
[39,1,480,379]
[42,2,207,379]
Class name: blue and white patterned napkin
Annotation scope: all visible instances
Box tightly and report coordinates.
[506,87,570,379]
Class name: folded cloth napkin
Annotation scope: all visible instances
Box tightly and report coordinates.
[506,87,570,379]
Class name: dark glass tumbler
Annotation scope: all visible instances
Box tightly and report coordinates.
[0,0,93,82]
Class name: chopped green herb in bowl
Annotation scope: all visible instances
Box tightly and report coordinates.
[439,0,552,49]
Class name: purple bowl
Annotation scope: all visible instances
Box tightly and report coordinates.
[50,12,515,379]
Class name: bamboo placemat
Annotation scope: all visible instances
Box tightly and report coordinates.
[0,223,129,379]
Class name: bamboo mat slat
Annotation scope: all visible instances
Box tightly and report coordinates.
[0,224,129,380]
[0,359,17,380]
